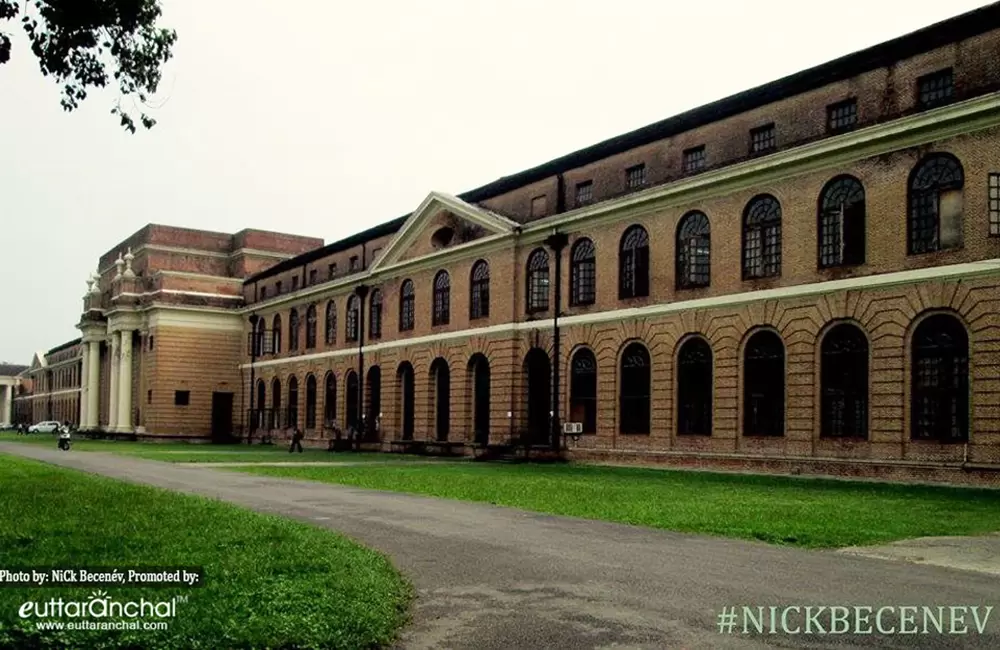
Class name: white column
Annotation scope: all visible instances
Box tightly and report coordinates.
[87,340,100,428]
[108,332,120,431]
[117,330,133,432]
[80,344,90,427]
[3,385,11,424]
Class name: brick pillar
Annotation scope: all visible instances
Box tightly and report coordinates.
[108,332,120,431]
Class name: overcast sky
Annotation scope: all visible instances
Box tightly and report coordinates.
[0,0,993,364]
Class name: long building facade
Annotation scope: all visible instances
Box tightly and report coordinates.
[16,5,1000,484]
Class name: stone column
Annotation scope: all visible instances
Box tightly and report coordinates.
[117,330,134,432]
[108,332,120,431]
[87,340,100,428]
[80,345,90,427]
[3,385,12,424]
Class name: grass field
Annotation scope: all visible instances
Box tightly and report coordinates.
[230,461,1000,549]
[0,454,411,649]
[0,432,438,464]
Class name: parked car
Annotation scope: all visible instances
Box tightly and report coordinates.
[28,421,62,433]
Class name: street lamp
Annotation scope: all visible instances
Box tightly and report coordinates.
[247,313,259,445]
[354,284,369,451]
[544,231,568,452]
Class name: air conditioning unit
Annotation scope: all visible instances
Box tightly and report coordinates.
[562,422,583,435]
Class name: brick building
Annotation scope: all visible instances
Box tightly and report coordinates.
[16,5,1000,484]
[239,5,1000,485]
[11,225,323,438]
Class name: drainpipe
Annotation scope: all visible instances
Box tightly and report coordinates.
[545,231,568,452]
[509,226,523,444]
[556,173,566,214]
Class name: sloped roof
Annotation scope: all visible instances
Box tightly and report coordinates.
[0,363,28,377]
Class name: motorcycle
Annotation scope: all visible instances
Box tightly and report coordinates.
[57,427,71,451]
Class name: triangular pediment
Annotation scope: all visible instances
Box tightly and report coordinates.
[371,192,517,270]
[29,352,46,371]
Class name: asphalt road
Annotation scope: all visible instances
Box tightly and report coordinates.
[2,442,998,649]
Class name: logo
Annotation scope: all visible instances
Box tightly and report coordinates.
[18,590,187,620]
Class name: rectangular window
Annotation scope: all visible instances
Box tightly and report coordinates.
[328,263,337,279]
[575,180,593,205]
[349,256,359,271]
[308,269,317,285]
[990,173,1000,236]
[827,99,858,133]
[291,276,299,291]
[626,164,646,189]
[275,281,282,294]
[531,195,548,217]
[683,146,706,174]
[147,389,152,404]
[370,247,382,262]
[918,68,954,109]
[750,124,776,155]
[174,390,190,406]
[259,286,267,300]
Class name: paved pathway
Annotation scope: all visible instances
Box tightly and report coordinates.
[3,443,999,649]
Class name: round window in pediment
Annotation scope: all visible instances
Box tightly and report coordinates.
[431,226,455,249]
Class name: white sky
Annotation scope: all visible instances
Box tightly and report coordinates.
[0,0,994,364]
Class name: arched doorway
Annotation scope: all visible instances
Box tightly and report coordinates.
[270,378,281,430]
[345,370,359,431]
[468,354,490,444]
[525,348,551,445]
[397,362,415,440]
[569,348,597,434]
[430,358,450,441]
[255,379,266,432]
[367,366,382,440]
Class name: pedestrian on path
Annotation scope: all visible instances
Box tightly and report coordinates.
[289,427,304,453]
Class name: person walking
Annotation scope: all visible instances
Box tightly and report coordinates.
[289,427,304,453]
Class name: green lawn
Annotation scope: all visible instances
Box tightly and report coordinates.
[230,462,1000,549]
[0,454,411,649]
[0,432,437,464]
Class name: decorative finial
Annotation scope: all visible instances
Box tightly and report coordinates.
[86,277,94,293]
[90,272,102,294]
[114,252,124,278]
[123,247,135,278]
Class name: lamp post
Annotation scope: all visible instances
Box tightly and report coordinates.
[354,284,369,451]
[247,313,259,445]
[545,231,568,452]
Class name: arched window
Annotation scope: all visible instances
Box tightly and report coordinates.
[430,358,450,441]
[818,176,866,268]
[820,323,868,438]
[619,225,650,299]
[676,212,711,289]
[271,314,282,354]
[323,372,337,427]
[908,153,964,254]
[287,375,299,429]
[742,195,782,280]
[469,260,490,320]
[324,301,337,345]
[432,270,450,326]
[569,238,596,306]
[911,314,969,441]
[367,366,381,433]
[399,279,415,331]
[305,305,317,349]
[677,337,712,435]
[251,318,265,356]
[743,330,784,436]
[619,343,651,434]
[397,362,415,440]
[526,248,550,313]
[469,354,491,444]
[369,289,383,339]
[271,378,281,429]
[570,348,597,433]
[305,374,317,429]
[345,370,359,430]
[288,309,300,350]
[255,379,266,430]
[346,295,359,342]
